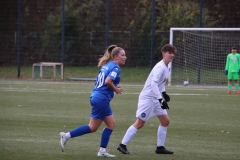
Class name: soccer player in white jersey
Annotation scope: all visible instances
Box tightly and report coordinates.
[59,45,127,158]
[117,44,176,155]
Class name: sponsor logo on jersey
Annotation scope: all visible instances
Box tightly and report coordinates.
[231,58,237,62]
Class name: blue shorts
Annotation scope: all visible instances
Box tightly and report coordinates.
[90,97,113,120]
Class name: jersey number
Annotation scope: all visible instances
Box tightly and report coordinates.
[96,72,105,88]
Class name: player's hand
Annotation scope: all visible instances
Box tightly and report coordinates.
[162,92,170,102]
[158,99,169,109]
[224,70,228,75]
[115,86,123,94]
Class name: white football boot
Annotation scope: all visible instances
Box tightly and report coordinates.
[97,152,116,158]
[59,132,67,152]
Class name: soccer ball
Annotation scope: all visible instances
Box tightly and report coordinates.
[183,81,189,86]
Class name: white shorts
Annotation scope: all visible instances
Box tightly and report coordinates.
[136,98,167,121]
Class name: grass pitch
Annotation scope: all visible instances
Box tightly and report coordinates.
[0,79,239,160]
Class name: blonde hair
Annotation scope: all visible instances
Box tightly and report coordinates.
[98,45,124,67]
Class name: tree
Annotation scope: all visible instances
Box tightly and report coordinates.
[41,0,105,66]
[205,0,240,27]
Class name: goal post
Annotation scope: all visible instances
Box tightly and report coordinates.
[32,62,64,80]
[168,28,240,86]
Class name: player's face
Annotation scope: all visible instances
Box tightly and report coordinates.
[114,50,127,66]
[163,51,174,63]
[232,49,237,54]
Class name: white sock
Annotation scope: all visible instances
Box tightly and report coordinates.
[121,125,138,145]
[99,147,106,153]
[65,132,71,139]
[157,126,167,146]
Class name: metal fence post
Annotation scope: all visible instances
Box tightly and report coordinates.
[17,0,22,78]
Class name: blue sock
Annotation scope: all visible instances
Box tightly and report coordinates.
[100,128,113,148]
[70,124,91,138]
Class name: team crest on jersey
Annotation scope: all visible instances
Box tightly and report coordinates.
[141,113,146,118]
[111,71,117,78]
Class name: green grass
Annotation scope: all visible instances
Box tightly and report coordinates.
[0,79,239,160]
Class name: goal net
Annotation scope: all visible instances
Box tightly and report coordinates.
[32,62,64,80]
[168,28,240,86]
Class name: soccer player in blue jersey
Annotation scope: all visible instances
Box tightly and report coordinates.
[60,45,127,158]
[117,44,176,155]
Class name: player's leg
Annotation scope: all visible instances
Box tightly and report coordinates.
[98,106,116,158]
[117,99,154,154]
[122,118,145,145]
[155,104,173,154]
[233,73,239,94]
[59,96,104,152]
[227,72,233,94]
[97,102,115,157]
[117,118,145,154]
[59,118,96,152]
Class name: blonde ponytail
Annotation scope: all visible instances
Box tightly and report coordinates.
[98,45,117,67]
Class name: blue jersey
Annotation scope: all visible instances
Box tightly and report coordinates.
[91,61,121,101]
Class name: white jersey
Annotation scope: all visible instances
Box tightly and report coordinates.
[139,60,169,103]
[136,60,169,121]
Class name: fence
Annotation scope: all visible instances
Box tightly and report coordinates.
[1,0,169,69]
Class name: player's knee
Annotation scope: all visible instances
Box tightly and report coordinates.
[90,126,98,132]
[106,122,115,130]
[133,120,145,129]
[161,119,170,127]
[138,123,145,129]
[88,123,101,132]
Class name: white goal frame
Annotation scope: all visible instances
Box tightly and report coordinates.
[168,27,240,86]
[32,62,64,80]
